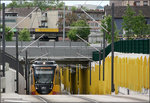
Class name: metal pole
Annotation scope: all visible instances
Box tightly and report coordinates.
[25,50,28,94]
[111,3,115,92]
[0,0,2,101]
[69,65,70,82]
[63,3,65,42]
[78,64,79,85]
[103,31,105,81]
[27,60,30,95]
[99,50,101,80]
[15,32,19,93]
[2,3,5,78]
[89,62,91,85]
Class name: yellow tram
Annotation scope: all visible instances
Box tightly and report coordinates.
[30,61,61,95]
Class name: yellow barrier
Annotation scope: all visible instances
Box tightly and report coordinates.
[60,56,150,94]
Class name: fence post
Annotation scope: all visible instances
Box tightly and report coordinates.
[103,31,105,81]
[15,31,19,93]
[111,3,115,92]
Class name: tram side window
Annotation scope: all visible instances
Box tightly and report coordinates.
[55,70,60,85]
[31,71,33,85]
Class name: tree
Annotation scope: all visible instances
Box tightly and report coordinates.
[0,25,14,41]
[57,12,87,29]
[81,6,88,11]
[132,11,148,36]
[122,5,135,38]
[33,0,50,10]
[67,29,78,41]
[71,6,77,11]
[6,0,66,11]
[67,20,90,41]
[101,15,119,43]
[5,27,14,41]
[19,28,31,41]
[147,24,150,34]
[55,2,64,9]
[7,1,18,8]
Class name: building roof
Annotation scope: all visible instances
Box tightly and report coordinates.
[5,7,39,17]
[77,4,98,10]
[104,6,150,18]
[73,9,104,14]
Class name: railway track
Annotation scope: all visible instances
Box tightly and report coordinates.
[33,95,100,103]
[28,95,149,103]
[70,95,100,103]
[33,95,51,103]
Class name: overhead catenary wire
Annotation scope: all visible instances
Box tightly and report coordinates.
[97,0,104,7]
[30,9,38,29]
[76,52,98,64]
[80,7,108,33]
[9,7,38,32]
[20,7,55,53]
[76,34,100,52]
[65,26,101,29]
[75,4,106,52]
[30,52,48,63]
[20,34,45,53]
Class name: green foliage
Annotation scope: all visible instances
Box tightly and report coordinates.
[0,25,14,41]
[101,15,119,43]
[147,24,150,34]
[132,11,148,36]
[19,28,31,41]
[67,29,78,41]
[6,1,18,8]
[55,2,64,9]
[6,0,66,11]
[67,20,90,41]
[122,5,135,37]
[7,1,34,8]
[22,2,34,7]
[71,6,77,11]
[5,27,14,41]
[0,4,1,10]
[81,6,88,11]
[122,6,149,37]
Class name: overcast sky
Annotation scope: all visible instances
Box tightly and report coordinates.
[1,0,109,7]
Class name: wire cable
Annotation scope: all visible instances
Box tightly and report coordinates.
[9,7,38,32]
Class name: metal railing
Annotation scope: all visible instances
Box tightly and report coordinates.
[0,49,24,76]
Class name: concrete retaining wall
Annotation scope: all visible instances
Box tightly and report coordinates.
[2,63,26,94]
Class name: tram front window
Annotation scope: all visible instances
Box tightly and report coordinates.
[35,67,54,84]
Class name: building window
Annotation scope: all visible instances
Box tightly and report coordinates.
[5,13,18,17]
[45,13,47,17]
[143,1,148,6]
[4,19,16,22]
[134,1,140,6]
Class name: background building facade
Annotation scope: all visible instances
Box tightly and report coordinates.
[110,0,150,6]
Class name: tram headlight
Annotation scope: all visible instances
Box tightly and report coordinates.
[35,85,38,90]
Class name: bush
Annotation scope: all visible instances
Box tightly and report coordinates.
[0,25,14,41]
[67,20,90,41]
[19,28,31,41]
